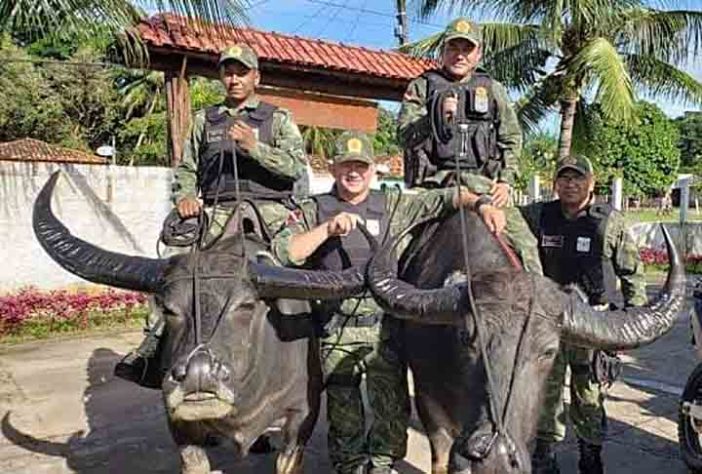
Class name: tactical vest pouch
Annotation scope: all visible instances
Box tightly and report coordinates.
[160,209,208,247]
[591,350,622,387]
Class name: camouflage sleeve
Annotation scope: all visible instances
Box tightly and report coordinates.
[387,187,456,236]
[397,76,432,149]
[172,110,206,204]
[270,199,318,267]
[248,108,306,180]
[604,212,647,307]
[492,81,522,186]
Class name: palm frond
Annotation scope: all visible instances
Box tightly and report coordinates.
[614,8,702,65]
[481,23,551,91]
[570,37,634,122]
[515,72,563,134]
[625,53,702,106]
[398,31,443,59]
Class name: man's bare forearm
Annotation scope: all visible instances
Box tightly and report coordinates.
[288,224,330,264]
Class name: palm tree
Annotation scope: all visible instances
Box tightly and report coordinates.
[404,0,702,159]
[1,0,247,52]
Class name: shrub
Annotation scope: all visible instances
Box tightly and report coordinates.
[0,287,148,340]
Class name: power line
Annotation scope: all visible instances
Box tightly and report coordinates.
[344,0,368,41]
[303,0,444,29]
[315,0,350,37]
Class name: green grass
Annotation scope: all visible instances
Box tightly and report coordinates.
[622,207,702,225]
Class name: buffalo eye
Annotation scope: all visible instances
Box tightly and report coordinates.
[539,347,559,362]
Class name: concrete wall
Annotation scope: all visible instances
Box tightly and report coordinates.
[1,162,173,292]
[630,221,702,255]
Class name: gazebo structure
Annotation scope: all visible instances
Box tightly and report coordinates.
[135,14,434,165]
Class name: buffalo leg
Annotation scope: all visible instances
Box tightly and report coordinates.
[429,427,453,474]
[179,445,210,474]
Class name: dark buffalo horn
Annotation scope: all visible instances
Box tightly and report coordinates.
[33,172,167,293]
[562,225,686,350]
[367,218,468,324]
[250,223,377,300]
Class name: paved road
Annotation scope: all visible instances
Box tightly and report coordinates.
[0,295,697,473]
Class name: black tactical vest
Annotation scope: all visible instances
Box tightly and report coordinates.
[423,69,501,179]
[537,201,617,306]
[198,102,295,203]
[309,191,388,271]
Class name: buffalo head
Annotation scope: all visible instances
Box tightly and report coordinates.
[33,172,366,426]
[367,212,685,474]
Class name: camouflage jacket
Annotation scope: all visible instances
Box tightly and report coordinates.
[397,70,522,186]
[520,201,647,307]
[272,187,456,316]
[172,95,306,204]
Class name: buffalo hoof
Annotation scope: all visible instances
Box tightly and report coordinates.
[275,445,303,474]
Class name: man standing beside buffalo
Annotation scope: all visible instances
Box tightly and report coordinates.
[173,42,306,241]
[397,18,541,273]
[521,156,647,474]
[272,131,507,474]
[115,43,305,386]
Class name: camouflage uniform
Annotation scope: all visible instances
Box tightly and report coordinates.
[520,156,646,472]
[396,18,541,274]
[272,133,459,473]
[173,45,306,241]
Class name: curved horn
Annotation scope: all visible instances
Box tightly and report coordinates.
[33,172,167,293]
[562,225,686,350]
[367,217,468,324]
[250,223,377,300]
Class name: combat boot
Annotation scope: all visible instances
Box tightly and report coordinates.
[531,439,560,474]
[577,439,603,474]
[114,327,163,389]
[368,466,399,474]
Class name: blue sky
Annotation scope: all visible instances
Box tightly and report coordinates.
[231,0,701,125]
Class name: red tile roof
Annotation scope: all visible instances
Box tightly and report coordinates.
[137,14,435,81]
[0,138,107,165]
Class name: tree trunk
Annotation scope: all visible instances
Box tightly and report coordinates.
[557,98,578,159]
[165,56,191,167]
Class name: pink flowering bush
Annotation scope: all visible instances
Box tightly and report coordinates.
[639,247,702,274]
[0,287,148,340]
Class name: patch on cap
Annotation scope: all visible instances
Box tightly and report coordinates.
[229,45,242,57]
[563,156,578,165]
[347,138,363,154]
[455,20,472,33]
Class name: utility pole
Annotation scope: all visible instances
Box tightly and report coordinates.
[394,0,408,46]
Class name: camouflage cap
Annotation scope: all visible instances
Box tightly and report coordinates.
[443,18,481,47]
[556,155,594,177]
[218,43,258,69]
[332,131,375,165]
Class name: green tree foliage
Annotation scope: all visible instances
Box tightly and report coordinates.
[0,37,70,142]
[407,1,702,160]
[515,132,557,191]
[373,107,401,156]
[676,111,702,172]
[586,101,680,197]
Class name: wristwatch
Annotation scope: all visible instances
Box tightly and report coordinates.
[474,194,494,213]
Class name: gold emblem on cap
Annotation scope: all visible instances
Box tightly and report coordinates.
[229,45,242,57]
[455,20,472,33]
[347,138,363,154]
[563,156,577,165]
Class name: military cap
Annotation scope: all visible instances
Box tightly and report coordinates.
[555,155,594,177]
[332,131,375,165]
[218,43,258,69]
[442,18,481,46]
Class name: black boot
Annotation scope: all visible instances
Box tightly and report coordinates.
[114,328,163,389]
[368,466,398,474]
[532,440,560,474]
[577,439,603,474]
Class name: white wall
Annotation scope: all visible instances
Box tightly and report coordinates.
[1,162,173,292]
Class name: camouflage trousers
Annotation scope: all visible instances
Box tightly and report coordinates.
[537,344,607,446]
[322,321,410,473]
[502,207,543,274]
[205,200,290,244]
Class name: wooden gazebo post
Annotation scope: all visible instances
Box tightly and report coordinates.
[165,56,191,167]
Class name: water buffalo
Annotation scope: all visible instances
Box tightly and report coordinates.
[32,172,368,474]
[367,210,685,474]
